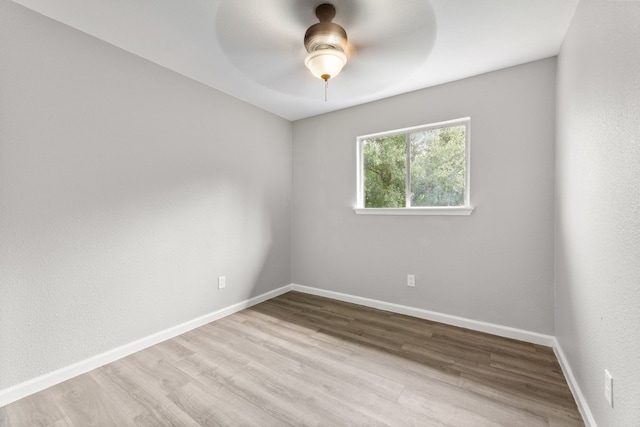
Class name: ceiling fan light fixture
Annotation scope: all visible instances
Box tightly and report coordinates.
[303,3,348,82]
[304,48,347,81]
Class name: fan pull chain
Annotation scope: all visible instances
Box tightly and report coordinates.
[324,79,328,102]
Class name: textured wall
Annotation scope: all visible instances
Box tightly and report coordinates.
[0,0,291,391]
[555,0,640,425]
[292,59,557,334]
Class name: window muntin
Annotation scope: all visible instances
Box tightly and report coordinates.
[356,118,471,215]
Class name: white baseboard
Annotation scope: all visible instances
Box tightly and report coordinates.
[0,284,293,408]
[291,284,555,346]
[553,338,597,427]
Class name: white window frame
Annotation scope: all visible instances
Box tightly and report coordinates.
[355,118,473,216]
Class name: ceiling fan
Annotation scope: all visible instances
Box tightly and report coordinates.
[214,0,436,101]
[303,4,348,83]
[302,3,350,100]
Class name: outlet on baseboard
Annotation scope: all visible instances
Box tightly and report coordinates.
[407,274,415,287]
[604,369,613,407]
[218,276,226,290]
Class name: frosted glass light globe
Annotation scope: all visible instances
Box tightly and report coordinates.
[304,49,347,81]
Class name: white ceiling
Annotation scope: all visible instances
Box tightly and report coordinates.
[11,0,579,121]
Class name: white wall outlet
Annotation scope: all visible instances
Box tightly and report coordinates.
[604,369,613,407]
[218,276,226,290]
[407,274,415,287]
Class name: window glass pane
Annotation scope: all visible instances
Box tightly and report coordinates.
[363,134,406,208]
[409,125,465,207]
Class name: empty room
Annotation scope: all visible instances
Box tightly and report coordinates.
[1,0,638,426]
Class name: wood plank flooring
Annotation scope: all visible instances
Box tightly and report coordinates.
[0,291,584,426]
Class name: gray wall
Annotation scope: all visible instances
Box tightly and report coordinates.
[292,58,557,334]
[0,0,292,390]
[555,0,640,425]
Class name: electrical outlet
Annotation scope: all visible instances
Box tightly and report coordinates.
[605,369,613,407]
[218,276,226,289]
[407,274,415,287]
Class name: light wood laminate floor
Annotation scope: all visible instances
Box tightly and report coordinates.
[1,292,584,426]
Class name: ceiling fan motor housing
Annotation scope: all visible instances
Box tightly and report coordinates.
[304,4,348,54]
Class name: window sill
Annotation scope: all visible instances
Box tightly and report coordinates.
[353,206,474,216]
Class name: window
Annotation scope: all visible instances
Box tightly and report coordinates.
[355,118,472,215]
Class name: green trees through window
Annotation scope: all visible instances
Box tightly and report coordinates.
[360,120,468,208]
[362,134,407,207]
